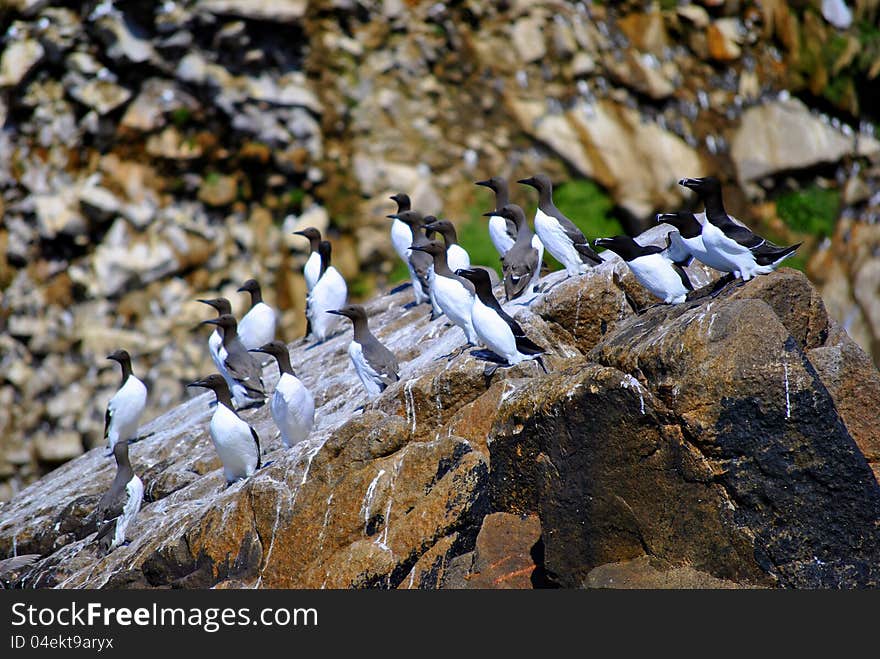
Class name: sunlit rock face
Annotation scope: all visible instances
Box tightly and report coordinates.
[2,234,879,588]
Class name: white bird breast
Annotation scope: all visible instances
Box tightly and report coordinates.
[390,219,412,263]
[272,373,315,448]
[107,376,147,450]
[112,475,144,549]
[700,222,761,279]
[446,244,471,272]
[303,251,322,292]
[626,253,689,303]
[433,276,476,340]
[308,267,348,339]
[533,208,583,275]
[488,215,515,256]
[471,298,518,363]
[238,302,277,350]
[209,404,259,481]
[348,341,384,398]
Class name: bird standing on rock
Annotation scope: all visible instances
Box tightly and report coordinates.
[456,268,547,378]
[677,176,801,281]
[237,279,277,350]
[410,240,479,348]
[307,240,348,343]
[475,177,517,257]
[250,341,315,448]
[494,204,544,302]
[389,209,437,313]
[92,441,143,553]
[328,304,400,399]
[187,374,261,485]
[518,174,603,276]
[293,227,323,293]
[103,349,147,454]
[389,192,415,272]
[594,235,693,305]
[201,314,266,409]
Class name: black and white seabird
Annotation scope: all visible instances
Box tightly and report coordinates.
[237,279,277,350]
[250,341,315,448]
[103,349,147,454]
[492,204,544,301]
[475,177,517,257]
[518,174,603,276]
[307,240,348,342]
[293,227,323,292]
[92,441,143,553]
[678,176,802,280]
[196,297,241,400]
[327,304,400,399]
[389,209,435,310]
[389,192,414,268]
[201,314,266,408]
[424,217,471,272]
[187,374,261,485]
[594,235,693,304]
[456,268,547,377]
[410,239,479,346]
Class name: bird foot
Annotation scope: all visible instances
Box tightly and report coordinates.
[436,344,471,361]
[403,300,419,310]
[430,310,442,321]
[390,281,413,295]
[131,431,154,443]
[482,363,501,386]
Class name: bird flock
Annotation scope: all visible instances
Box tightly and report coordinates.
[91,173,799,553]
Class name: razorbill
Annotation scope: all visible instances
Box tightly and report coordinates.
[250,341,315,448]
[187,374,261,485]
[492,204,544,301]
[389,209,434,309]
[456,268,547,376]
[293,227,323,292]
[475,177,517,256]
[201,314,266,408]
[518,174,603,275]
[92,441,143,553]
[424,218,471,272]
[678,176,801,280]
[237,279,277,350]
[307,240,348,342]
[410,239,479,346]
[327,304,400,399]
[594,235,693,304]
[103,349,147,454]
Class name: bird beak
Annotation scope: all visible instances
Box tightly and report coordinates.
[656,213,676,223]
[678,178,699,188]
[196,298,214,306]
[236,286,246,293]
[326,310,346,317]
[474,179,490,187]
[201,318,220,327]
[409,244,427,253]
[187,379,207,389]
[386,214,399,220]
[594,238,612,248]
[481,211,496,217]
[424,222,439,231]
[292,230,308,237]
[517,177,535,186]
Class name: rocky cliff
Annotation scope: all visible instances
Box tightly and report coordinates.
[2,225,879,589]
[3,1,880,500]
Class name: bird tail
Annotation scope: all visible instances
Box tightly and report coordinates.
[754,242,802,267]
[576,243,604,265]
[517,336,546,355]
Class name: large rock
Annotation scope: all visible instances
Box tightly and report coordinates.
[731,98,880,183]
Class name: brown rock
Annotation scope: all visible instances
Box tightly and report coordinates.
[461,512,542,589]
[585,555,747,589]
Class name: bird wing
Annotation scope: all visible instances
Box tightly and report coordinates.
[549,207,603,265]
[719,221,764,249]
[502,243,539,300]
[103,406,112,439]
[664,231,694,267]
[363,340,401,386]
[671,261,694,291]
[224,346,265,397]
[752,241,801,266]
[250,425,261,469]
[94,483,126,527]
[504,218,517,241]
[409,251,433,295]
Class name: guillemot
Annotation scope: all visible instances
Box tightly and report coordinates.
[493,204,544,302]
[594,235,693,304]
[456,267,547,378]
[424,217,471,272]
[201,314,266,409]
[410,239,479,347]
[293,227,323,292]
[389,193,416,275]
[196,297,241,401]
[250,341,315,448]
[677,176,801,281]
[92,440,143,553]
[518,174,603,275]
[306,240,348,342]
[237,279,277,350]
[327,304,400,399]
[103,349,147,454]
[187,374,261,485]
[475,177,517,257]
[389,209,435,310]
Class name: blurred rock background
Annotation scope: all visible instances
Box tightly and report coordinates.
[0,0,878,501]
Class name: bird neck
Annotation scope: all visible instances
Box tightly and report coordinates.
[439,226,458,246]
[248,288,262,306]
[308,236,320,254]
[536,186,554,212]
[432,248,453,277]
[114,445,134,485]
[350,316,371,343]
[220,326,238,348]
[117,358,133,388]
[274,349,294,376]
[319,253,331,277]
[493,186,509,210]
[473,284,501,311]
[704,191,728,223]
[214,387,234,410]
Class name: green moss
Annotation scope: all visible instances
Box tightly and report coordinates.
[348,273,373,300]
[387,260,411,285]
[776,185,840,237]
[204,171,221,186]
[170,107,191,127]
[284,188,305,210]
[551,179,622,266]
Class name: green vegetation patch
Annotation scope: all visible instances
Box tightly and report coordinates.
[776,185,840,237]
